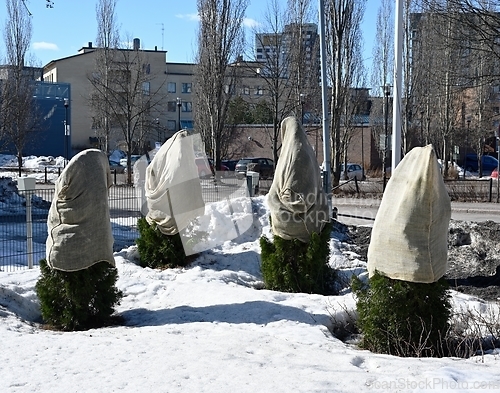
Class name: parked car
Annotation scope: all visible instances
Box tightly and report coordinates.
[464,154,499,174]
[221,159,238,171]
[340,163,365,181]
[235,157,274,179]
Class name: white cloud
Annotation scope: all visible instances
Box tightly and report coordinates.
[176,13,200,22]
[32,42,59,51]
[243,18,259,29]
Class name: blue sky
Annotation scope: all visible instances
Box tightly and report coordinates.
[1,0,380,73]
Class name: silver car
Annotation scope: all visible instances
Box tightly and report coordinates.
[341,163,365,180]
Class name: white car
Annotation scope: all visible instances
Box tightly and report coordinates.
[341,163,365,180]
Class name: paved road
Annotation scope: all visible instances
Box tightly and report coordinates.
[333,199,500,226]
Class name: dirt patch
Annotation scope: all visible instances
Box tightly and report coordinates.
[337,219,500,301]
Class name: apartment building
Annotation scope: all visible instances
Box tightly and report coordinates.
[42,39,195,156]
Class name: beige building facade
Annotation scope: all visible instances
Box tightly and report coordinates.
[42,40,195,156]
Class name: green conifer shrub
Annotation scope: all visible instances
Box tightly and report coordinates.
[36,259,123,331]
[136,217,189,269]
[352,271,452,357]
[260,222,335,294]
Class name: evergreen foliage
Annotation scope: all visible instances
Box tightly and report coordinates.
[36,259,123,331]
[260,222,335,294]
[136,217,188,269]
[352,271,452,357]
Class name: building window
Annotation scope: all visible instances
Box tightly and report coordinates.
[167,120,176,131]
[143,63,151,74]
[182,83,192,93]
[254,86,263,95]
[142,82,150,95]
[181,101,192,112]
[167,101,177,112]
[242,86,250,95]
[168,82,176,93]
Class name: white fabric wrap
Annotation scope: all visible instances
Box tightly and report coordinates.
[46,149,115,271]
[267,116,329,243]
[144,130,205,235]
[367,145,451,283]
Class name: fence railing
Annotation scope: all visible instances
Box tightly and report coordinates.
[0,176,251,272]
[334,177,497,202]
[0,186,141,272]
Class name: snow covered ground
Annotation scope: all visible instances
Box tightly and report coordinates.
[0,154,499,393]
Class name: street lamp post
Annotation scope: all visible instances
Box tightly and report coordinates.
[176,97,182,130]
[299,93,305,125]
[420,110,424,143]
[383,84,391,191]
[464,118,470,180]
[496,130,500,203]
[63,98,69,164]
[360,121,365,181]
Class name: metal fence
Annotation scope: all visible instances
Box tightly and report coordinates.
[0,176,251,272]
[0,186,141,272]
[334,177,498,202]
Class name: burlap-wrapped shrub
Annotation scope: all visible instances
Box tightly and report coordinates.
[267,117,329,242]
[143,130,205,235]
[355,145,452,357]
[38,149,121,330]
[138,130,205,267]
[367,145,451,283]
[262,117,333,293]
[46,149,115,271]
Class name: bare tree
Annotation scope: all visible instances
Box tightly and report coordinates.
[88,0,120,153]
[410,1,480,178]
[371,0,394,97]
[89,40,167,184]
[194,0,248,172]
[370,0,393,169]
[324,0,366,185]
[1,0,40,176]
[420,0,500,83]
[248,0,297,165]
[244,0,321,166]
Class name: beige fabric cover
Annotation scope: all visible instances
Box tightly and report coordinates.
[367,145,451,283]
[46,149,115,271]
[144,130,205,235]
[268,116,329,242]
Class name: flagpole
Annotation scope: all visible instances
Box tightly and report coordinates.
[392,0,403,170]
[318,0,332,218]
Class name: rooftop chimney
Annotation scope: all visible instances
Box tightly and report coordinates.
[133,38,140,51]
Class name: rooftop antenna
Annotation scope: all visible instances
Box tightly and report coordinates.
[156,23,164,50]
